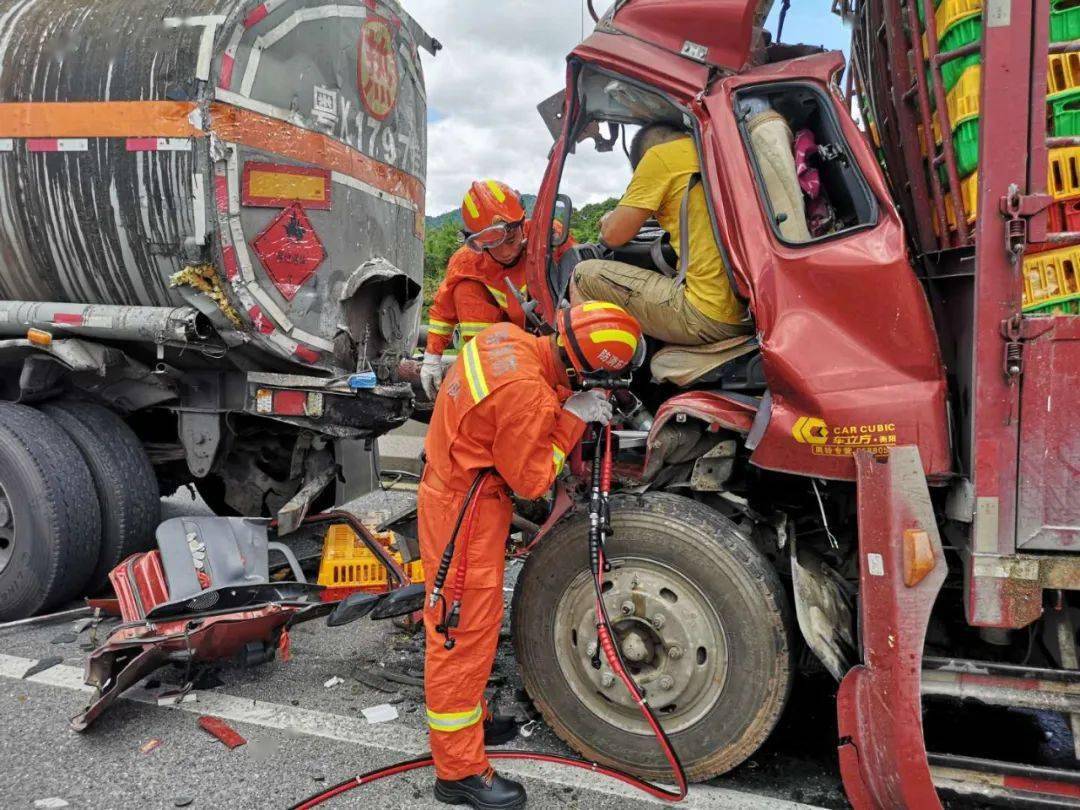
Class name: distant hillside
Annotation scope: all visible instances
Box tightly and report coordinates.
[425,194,537,231]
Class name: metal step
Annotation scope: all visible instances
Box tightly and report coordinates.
[929,753,1080,807]
[922,657,1080,714]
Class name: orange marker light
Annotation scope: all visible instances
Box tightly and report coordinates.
[26,328,53,347]
[903,528,935,587]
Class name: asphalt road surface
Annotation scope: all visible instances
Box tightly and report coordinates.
[0,441,851,810]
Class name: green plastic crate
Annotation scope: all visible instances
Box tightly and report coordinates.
[1051,88,1080,137]
[1023,294,1080,315]
[935,117,979,185]
[917,0,943,26]
[938,15,982,94]
[952,117,979,177]
[1051,0,1080,44]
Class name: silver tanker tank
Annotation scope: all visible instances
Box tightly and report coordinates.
[0,0,435,377]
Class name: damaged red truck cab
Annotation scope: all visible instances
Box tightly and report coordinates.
[512,0,1080,807]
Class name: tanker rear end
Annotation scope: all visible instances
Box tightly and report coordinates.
[0,0,436,618]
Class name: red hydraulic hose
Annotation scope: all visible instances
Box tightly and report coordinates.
[292,425,689,808]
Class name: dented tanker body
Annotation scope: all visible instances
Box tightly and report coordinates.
[0,0,431,377]
[0,0,436,517]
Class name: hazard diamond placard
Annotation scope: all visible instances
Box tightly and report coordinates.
[251,202,326,300]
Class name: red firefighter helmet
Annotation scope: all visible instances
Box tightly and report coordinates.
[460,180,526,234]
[558,301,643,374]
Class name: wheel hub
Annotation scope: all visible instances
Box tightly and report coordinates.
[0,485,13,575]
[554,556,729,735]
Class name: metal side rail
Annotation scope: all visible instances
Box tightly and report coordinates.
[922,657,1080,714]
[929,753,1080,806]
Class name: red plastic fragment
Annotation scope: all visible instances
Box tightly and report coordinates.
[197,715,247,749]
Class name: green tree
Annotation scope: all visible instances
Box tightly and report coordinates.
[569,197,619,243]
[423,220,462,310]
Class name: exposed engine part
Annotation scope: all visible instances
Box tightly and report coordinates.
[689,440,737,491]
[790,531,856,680]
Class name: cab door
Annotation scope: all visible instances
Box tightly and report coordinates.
[702,51,951,481]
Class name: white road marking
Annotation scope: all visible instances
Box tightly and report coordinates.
[0,652,822,809]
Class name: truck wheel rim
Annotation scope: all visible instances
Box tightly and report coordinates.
[553,555,729,735]
[0,485,13,575]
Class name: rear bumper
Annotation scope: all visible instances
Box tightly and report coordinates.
[244,372,413,436]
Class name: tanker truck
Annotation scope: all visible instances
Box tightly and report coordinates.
[0,0,437,619]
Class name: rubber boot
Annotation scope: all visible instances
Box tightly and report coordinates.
[483,714,519,746]
[433,768,526,809]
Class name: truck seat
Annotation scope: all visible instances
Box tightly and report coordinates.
[650,335,765,390]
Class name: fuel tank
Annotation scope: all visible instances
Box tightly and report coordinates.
[0,0,433,375]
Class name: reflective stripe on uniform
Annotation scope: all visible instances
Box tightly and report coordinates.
[459,321,494,338]
[463,192,479,219]
[426,703,483,732]
[552,443,567,475]
[462,338,490,403]
[589,328,638,350]
[484,284,509,309]
[428,319,454,336]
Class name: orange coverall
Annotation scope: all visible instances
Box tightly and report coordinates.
[419,322,586,780]
[425,221,572,354]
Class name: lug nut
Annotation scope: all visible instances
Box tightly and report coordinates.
[658,675,674,691]
[600,672,615,688]
[620,600,635,616]
[651,613,665,629]
[0,501,9,527]
[585,640,597,657]
[667,645,683,660]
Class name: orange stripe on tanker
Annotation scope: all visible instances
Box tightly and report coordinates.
[0,101,202,138]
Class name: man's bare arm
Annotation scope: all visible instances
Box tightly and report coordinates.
[599,205,652,248]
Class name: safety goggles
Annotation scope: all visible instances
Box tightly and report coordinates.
[464,220,525,253]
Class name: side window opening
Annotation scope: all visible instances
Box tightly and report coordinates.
[735,83,877,245]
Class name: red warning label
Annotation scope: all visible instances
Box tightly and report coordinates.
[251,203,326,300]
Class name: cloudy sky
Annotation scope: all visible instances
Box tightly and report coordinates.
[404,1,851,217]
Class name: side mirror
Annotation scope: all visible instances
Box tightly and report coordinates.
[326,591,382,627]
[370,583,426,620]
[552,194,573,248]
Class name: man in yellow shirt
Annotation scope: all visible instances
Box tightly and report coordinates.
[573,124,750,345]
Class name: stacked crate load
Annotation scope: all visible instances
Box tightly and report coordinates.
[920,0,1080,315]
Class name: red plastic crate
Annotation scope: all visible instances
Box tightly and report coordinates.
[1048,197,1080,233]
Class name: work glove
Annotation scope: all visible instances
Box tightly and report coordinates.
[420,352,444,400]
[563,389,614,425]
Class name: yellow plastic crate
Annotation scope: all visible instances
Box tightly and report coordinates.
[1049,146,1080,200]
[317,524,424,594]
[935,1,982,41]
[1049,52,1080,95]
[1023,245,1080,311]
[943,172,980,229]
[931,65,980,143]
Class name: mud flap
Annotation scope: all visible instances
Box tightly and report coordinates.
[837,446,946,809]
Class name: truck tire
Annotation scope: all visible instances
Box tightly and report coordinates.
[40,401,160,593]
[0,402,101,619]
[512,491,792,782]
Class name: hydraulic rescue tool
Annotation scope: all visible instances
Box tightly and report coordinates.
[292,416,688,808]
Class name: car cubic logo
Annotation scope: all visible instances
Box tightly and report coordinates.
[791,416,829,445]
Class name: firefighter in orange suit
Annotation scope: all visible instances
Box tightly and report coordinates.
[419,302,643,809]
[420,179,574,399]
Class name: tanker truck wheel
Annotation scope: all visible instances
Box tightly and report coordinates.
[511,491,792,782]
[40,401,160,594]
[0,403,101,620]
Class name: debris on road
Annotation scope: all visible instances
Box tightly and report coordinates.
[32,799,70,809]
[361,703,399,724]
[197,716,247,749]
[324,676,345,689]
[140,738,163,754]
[157,690,198,707]
[0,606,92,632]
[22,657,63,679]
[173,797,194,807]
[50,632,78,645]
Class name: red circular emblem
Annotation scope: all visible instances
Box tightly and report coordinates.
[359,17,399,121]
